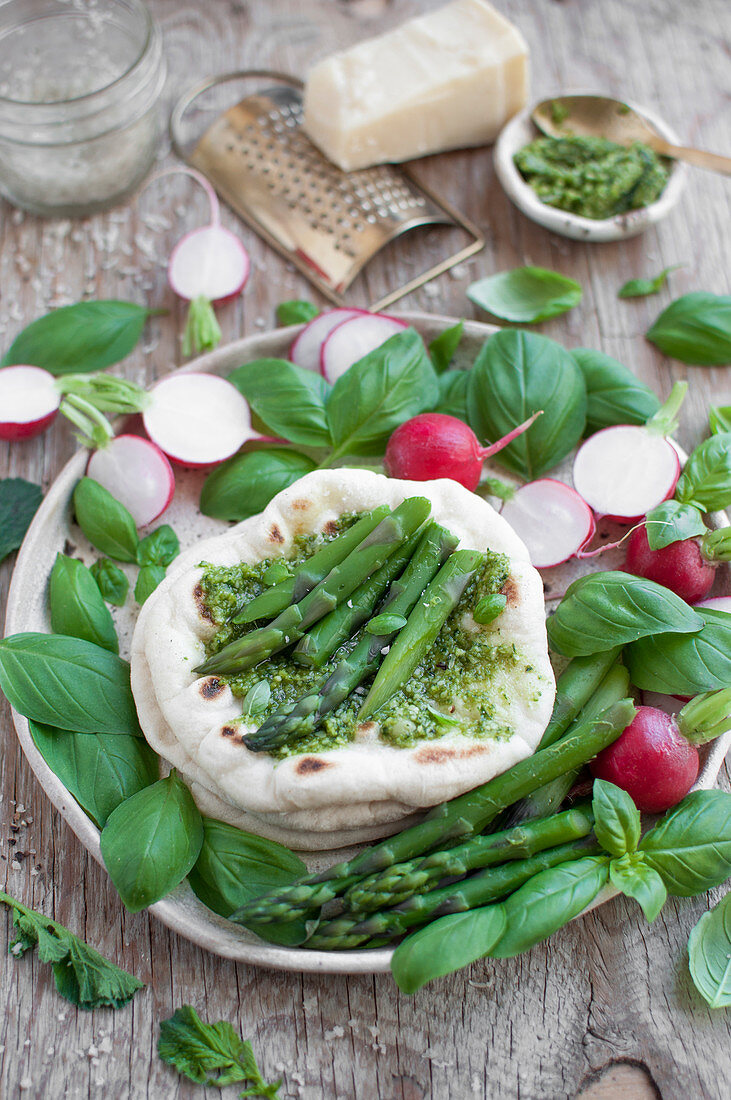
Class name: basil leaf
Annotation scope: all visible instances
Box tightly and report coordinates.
[473,593,507,624]
[467,330,587,480]
[688,893,731,1008]
[100,772,204,912]
[709,406,731,435]
[467,267,582,323]
[433,370,469,419]
[391,905,507,994]
[639,789,731,896]
[200,448,316,522]
[29,720,158,828]
[1,301,152,375]
[0,478,43,563]
[490,856,609,958]
[546,571,703,657]
[228,359,331,448]
[618,265,680,299]
[625,608,731,694]
[276,300,319,326]
[675,432,731,512]
[73,478,139,563]
[137,525,179,567]
[326,328,438,458]
[571,349,660,433]
[90,558,129,606]
[592,778,641,857]
[241,680,271,718]
[0,632,141,735]
[645,500,707,551]
[188,817,305,918]
[135,564,166,605]
[428,320,464,374]
[646,292,731,366]
[49,553,118,653]
[609,856,667,922]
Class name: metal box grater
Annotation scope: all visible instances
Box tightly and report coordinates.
[170,71,484,310]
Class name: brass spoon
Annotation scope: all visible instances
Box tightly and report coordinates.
[532,95,731,177]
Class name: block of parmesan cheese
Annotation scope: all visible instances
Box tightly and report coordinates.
[302,0,529,172]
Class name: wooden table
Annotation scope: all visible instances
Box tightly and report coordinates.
[1,1,729,1097]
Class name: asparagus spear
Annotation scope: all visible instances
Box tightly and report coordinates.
[305,835,601,950]
[231,699,635,929]
[292,530,422,669]
[231,505,391,625]
[196,496,431,675]
[243,523,458,753]
[537,647,623,750]
[358,548,485,719]
[342,803,595,915]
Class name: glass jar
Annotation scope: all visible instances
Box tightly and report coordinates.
[0,0,166,216]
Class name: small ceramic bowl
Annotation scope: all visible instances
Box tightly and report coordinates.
[494,98,688,242]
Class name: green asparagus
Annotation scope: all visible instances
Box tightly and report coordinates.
[196,496,431,675]
[358,548,485,719]
[243,523,457,754]
[231,699,635,929]
[538,648,623,750]
[232,505,390,625]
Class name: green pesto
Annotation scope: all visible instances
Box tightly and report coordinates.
[199,535,535,757]
[514,135,670,220]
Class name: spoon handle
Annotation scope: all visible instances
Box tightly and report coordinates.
[649,139,731,177]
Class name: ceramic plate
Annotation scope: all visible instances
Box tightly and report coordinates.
[5,312,729,974]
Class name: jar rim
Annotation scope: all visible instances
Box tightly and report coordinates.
[0,0,155,108]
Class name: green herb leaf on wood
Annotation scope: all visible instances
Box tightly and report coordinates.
[49,553,118,653]
[592,778,641,857]
[639,789,731,896]
[467,330,587,480]
[1,301,153,375]
[137,525,180,567]
[200,448,317,522]
[100,772,204,912]
[625,608,731,694]
[228,358,331,448]
[0,478,43,563]
[90,558,129,606]
[468,267,582,323]
[646,292,731,366]
[617,265,681,299]
[609,855,667,922]
[275,300,319,326]
[391,905,507,994]
[428,320,464,374]
[645,500,707,551]
[571,349,661,434]
[688,893,731,1008]
[73,478,139,563]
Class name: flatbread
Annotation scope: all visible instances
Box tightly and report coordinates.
[130,470,555,849]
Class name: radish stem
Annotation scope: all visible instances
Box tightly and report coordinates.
[701,527,731,562]
[646,380,688,437]
[182,295,222,356]
[59,394,115,449]
[678,689,731,745]
[478,411,543,459]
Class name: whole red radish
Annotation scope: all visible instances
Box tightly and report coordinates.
[384,411,541,492]
[0,365,61,440]
[625,523,729,603]
[590,705,699,813]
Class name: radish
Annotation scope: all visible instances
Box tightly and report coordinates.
[695,596,731,614]
[625,523,731,603]
[0,365,61,440]
[87,434,174,527]
[384,411,542,493]
[142,372,257,467]
[500,479,595,569]
[165,167,250,357]
[321,313,408,383]
[289,308,365,372]
[573,381,687,522]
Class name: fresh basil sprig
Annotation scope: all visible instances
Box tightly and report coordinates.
[467,267,582,323]
[646,291,731,366]
[644,499,708,551]
[30,720,158,828]
[1,889,143,1010]
[591,779,667,922]
[90,558,129,606]
[467,330,587,480]
[0,632,141,735]
[0,478,43,563]
[625,608,731,694]
[49,553,118,653]
[275,300,319,326]
[135,564,166,605]
[618,265,681,300]
[675,432,731,513]
[638,789,731,895]
[1,300,154,375]
[428,320,464,374]
[100,771,204,912]
[391,906,507,994]
[73,477,139,563]
[200,448,316,522]
[229,358,331,448]
[688,893,731,1009]
[571,349,660,434]
[137,525,180,568]
[546,571,703,657]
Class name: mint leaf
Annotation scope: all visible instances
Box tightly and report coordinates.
[158,1005,281,1097]
[0,479,43,563]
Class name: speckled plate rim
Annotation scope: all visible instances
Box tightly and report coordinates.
[494,96,689,242]
[5,311,729,975]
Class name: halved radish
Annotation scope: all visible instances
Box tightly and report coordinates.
[500,479,596,569]
[142,372,256,467]
[321,314,408,383]
[572,381,687,522]
[695,596,731,614]
[0,365,61,440]
[289,308,365,372]
[87,434,175,527]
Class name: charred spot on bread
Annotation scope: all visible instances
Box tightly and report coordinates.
[221,725,236,738]
[268,523,285,545]
[414,743,490,765]
[200,677,225,699]
[291,498,311,511]
[296,756,332,775]
[323,519,340,537]
[502,576,519,607]
[193,581,215,622]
